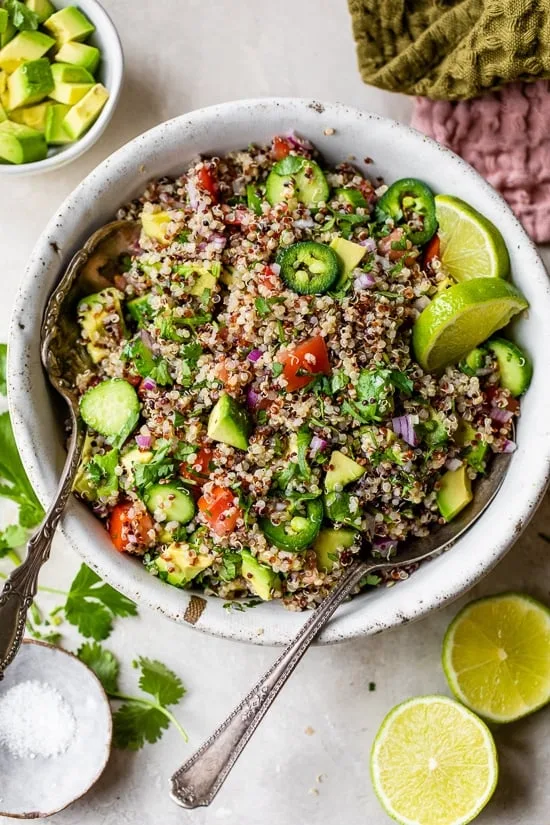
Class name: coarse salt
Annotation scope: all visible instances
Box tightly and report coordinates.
[0,680,76,759]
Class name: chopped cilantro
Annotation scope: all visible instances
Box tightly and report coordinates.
[272,362,284,378]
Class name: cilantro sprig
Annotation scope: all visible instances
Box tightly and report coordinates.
[79,642,188,750]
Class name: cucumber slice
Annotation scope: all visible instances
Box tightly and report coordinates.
[487,337,533,397]
[145,482,196,524]
[80,379,140,448]
[266,157,329,207]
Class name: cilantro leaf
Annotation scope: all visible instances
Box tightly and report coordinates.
[0,343,6,396]
[389,370,414,395]
[78,641,120,694]
[134,440,175,492]
[219,551,242,581]
[255,296,271,317]
[63,564,137,640]
[135,657,186,706]
[273,155,305,175]
[272,362,284,378]
[0,523,27,556]
[0,411,44,528]
[5,0,39,31]
[113,702,169,750]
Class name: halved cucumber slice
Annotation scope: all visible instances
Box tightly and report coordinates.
[486,337,532,397]
[145,482,196,524]
[80,379,140,449]
[266,157,329,207]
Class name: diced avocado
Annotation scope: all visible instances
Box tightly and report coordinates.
[436,465,472,522]
[1,21,16,49]
[141,210,172,244]
[8,58,53,109]
[313,527,357,572]
[220,266,237,286]
[207,393,250,451]
[55,41,100,74]
[120,447,153,476]
[62,82,108,138]
[127,294,154,328]
[44,6,95,43]
[49,78,93,105]
[0,89,9,110]
[0,9,7,34]
[324,450,366,492]
[10,101,51,132]
[44,101,71,143]
[188,268,218,297]
[0,100,6,122]
[330,236,366,286]
[77,287,127,363]
[459,347,485,377]
[241,549,280,600]
[51,61,94,84]
[145,482,196,524]
[487,337,533,397]
[323,491,363,528]
[26,0,55,23]
[0,120,46,163]
[153,543,213,588]
[453,418,475,448]
[0,31,55,73]
[74,441,119,501]
[466,440,489,474]
[0,70,6,94]
[73,431,95,499]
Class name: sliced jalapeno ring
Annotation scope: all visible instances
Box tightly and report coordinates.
[378,177,437,246]
[277,241,341,295]
[259,498,323,551]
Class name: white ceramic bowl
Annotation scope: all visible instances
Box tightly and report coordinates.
[8,98,550,645]
[0,0,123,176]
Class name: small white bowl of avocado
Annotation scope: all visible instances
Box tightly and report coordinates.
[0,0,122,174]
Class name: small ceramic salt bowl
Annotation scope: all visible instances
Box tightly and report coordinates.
[0,640,112,818]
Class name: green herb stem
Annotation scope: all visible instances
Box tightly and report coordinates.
[109,692,189,742]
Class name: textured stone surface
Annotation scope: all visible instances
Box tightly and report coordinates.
[1,1,549,822]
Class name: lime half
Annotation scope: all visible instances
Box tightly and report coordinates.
[413,278,528,372]
[435,194,510,281]
[371,695,498,825]
[443,593,550,723]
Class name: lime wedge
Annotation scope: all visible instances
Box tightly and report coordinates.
[435,194,510,281]
[371,695,498,825]
[443,593,550,723]
[413,278,528,372]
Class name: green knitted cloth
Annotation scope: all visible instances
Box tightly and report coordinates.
[348,0,550,100]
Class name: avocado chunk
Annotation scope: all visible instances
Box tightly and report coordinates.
[241,550,280,600]
[1,21,16,49]
[44,6,95,43]
[324,450,366,492]
[0,120,47,163]
[207,393,250,451]
[0,100,6,122]
[8,58,53,110]
[145,482,196,524]
[141,209,172,244]
[0,9,8,34]
[313,527,357,572]
[330,237,366,286]
[77,287,127,363]
[453,418,475,448]
[10,101,51,132]
[62,82,108,138]
[45,101,71,143]
[120,446,153,478]
[437,465,472,522]
[188,266,218,297]
[49,78,93,105]
[153,543,213,588]
[487,337,533,397]
[0,31,55,73]
[55,41,100,73]
[51,61,94,84]
[26,0,55,23]
[74,442,119,501]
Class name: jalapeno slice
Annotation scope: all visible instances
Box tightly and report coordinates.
[259,498,323,551]
[277,241,341,295]
[378,178,437,246]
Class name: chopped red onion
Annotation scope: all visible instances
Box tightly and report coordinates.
[359,237,377,253]
[187,178,199,210]
[208,233,227,250]
[310,435,327,456]
[285,130,313,151]
[246,387,260,408]
[391,414,419,447]
[247,349,262,363]
[271,262,281,276]
[294,217,315,229]
[445,457,463,472]
[497,439,517,454]
[354,272,377,290]
[372,537,398,559]
[490,406,513,424]
[136,434,152,449]
[141,377,157,392]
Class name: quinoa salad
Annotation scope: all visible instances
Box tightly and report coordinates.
[70,132,530,611]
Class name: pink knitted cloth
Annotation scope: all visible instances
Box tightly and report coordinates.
[411,81,550,243]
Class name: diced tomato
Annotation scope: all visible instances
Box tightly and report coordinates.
[278,335,331,391]
[179,447,214,486]
[196,166,218,201]
[109,502,154,553]
[198,485,242,536]
[216,363,230,385]
[423,234,441,268]
[259,265,278,291]
[272,136,291,161]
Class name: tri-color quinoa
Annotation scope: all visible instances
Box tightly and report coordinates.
[71,133,521,611]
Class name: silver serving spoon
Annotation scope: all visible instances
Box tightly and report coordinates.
[0,220,140,679]
[170,450,512,808]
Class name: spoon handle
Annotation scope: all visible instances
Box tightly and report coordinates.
[0,415,85,679]
[170,557,376,809]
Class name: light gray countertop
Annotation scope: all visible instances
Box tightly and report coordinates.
[1,2,549,823]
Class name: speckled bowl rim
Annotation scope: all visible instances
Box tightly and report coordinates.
[7,97,550,646]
